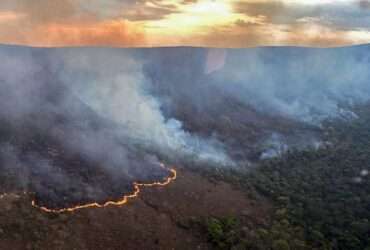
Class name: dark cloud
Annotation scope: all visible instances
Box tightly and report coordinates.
[358,0,370,9]
[122,2,180,21]
[233,0,370,29]
[233,1,286,18]
[232,1,325,27]
[78,0,180,21]
[234,19,263,28]
[0,0,77,24]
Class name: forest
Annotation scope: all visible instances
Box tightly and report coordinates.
[194,104,370,250]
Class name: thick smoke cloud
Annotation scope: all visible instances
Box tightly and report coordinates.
[134,46,370,160]
[0,46,231,207]
[207,47,370,124]
[53,48,230,165]
[1,44,370,203]
[0,46,230,174]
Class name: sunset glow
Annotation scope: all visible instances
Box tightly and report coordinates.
[0,0,369,47]
[144,0,248,42]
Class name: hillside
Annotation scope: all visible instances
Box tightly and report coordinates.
[0,44,369,249]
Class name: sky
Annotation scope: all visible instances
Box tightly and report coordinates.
[0,0,370,47]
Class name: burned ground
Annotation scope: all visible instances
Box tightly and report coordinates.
[0,45,324,210]
[0,45,369,249]
[0,167,270,250]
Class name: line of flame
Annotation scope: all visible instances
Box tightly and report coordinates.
[30,164,177,213]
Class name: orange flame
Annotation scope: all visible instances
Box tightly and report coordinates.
[31,164,177,213]
[1,164,177,213]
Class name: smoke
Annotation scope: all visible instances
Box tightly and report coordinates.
[259,133,288,160]
[131,46,370,161]
[207,47,370,124]
[1,44,370,202]
[0,45,230,176]
[0,45,233,206]
[53,48,231,165]
[358,0,370,9]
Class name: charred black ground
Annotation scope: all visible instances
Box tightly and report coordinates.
[0,45,370,249]
[0,46,325,209]
[0,112,171,209]
[0,58,170,208]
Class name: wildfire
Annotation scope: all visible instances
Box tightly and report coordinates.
[1,164,177,213]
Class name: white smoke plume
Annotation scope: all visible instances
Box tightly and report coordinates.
[54,48,232,166]
[207,47,370,124]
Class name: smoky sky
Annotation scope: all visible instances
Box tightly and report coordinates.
[205,46,370,123]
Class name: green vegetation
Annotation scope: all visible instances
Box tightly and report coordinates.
[204,217,239,249]
[250,106,370,250]
[194,105,370,250]
[200,215,305,250]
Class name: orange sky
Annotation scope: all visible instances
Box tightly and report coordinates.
[0,0,370,47]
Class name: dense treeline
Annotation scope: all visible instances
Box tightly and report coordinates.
[195,105,370,249]
[248,123,370,249]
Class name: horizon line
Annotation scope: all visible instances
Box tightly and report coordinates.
[0,42,369,50]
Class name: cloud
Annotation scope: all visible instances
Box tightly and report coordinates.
[0,0,175,47]
[0,19,146,47]
[0,0,369,47]
[233,0,286,20]
[278,23,370,47]
[0,0,77,24]
[33,21,146,47]
[358,0,370,9]
[189,19,370,48]
[0,2,146,48]
[77,0,180,21]
[234,17,265,27]
[121,2,180,21]
[233,0,370,29]
[0,11,24,23]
